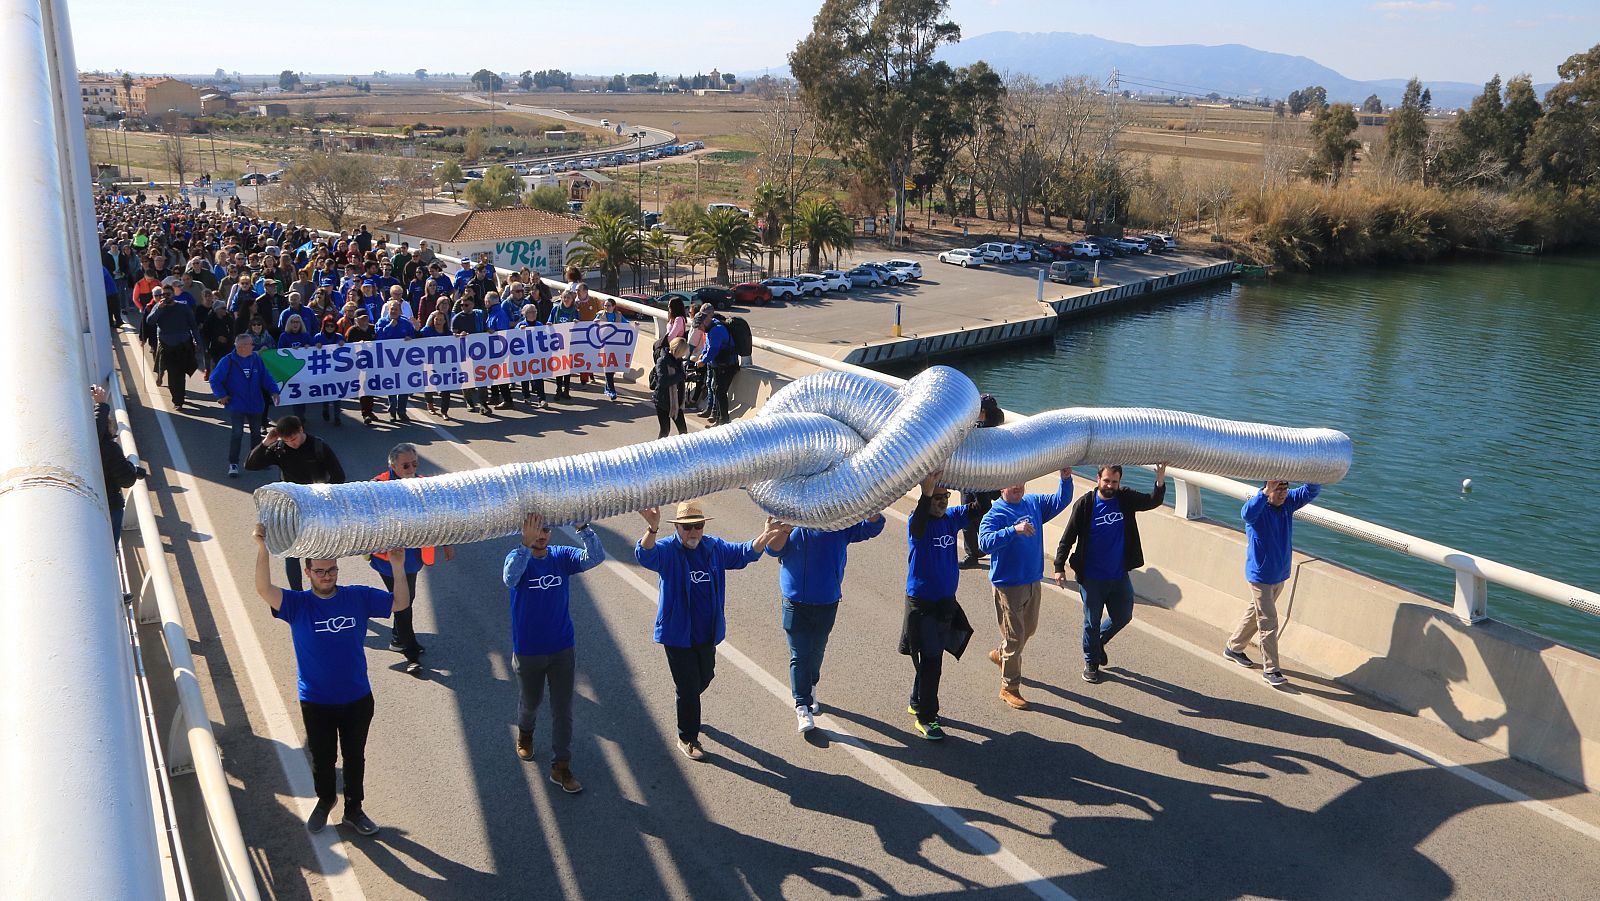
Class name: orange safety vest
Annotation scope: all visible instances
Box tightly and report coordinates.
[370,469,437,565]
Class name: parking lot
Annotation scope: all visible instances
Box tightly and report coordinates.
[724,246,1223,356]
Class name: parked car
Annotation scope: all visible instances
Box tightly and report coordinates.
[1143,233,1175,251]
[239,172,269,185]
[732,282,773,305]
[566,200,584,214]
[645,290,693,312]
[844,265,887,288]
[976,242,1017,263]
[1048,260,1090,284]
[706,202,740,215]
[1113,237,1150,254]
[1009,244,1033,262]
[938,248,984,267]
[794,274,832,297]
[1088,236,1127,257]
[815,269,853,291]
[1044,241,1077,258]
[1070,241,1101,259]
[881,259,924,280]
[857,262,905,286]
[760,277,803,300]
[1016,241,1054,262]
[266,169,284,183]
[692,286,734,307]
[617,293,658,319]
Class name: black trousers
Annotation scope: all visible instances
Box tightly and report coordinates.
[709,364,738,423]
[379,571,421,661]
[962,491,999,559]
[664,642,717,742]
[907,596,955,725]
[300,692,375,814]
[656,404,688,438]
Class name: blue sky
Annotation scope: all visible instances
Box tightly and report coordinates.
[70,0,1591,84]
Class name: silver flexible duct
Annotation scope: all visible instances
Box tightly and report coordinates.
[257,365,1352,558]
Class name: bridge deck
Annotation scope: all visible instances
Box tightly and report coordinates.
[117,331,1600,901]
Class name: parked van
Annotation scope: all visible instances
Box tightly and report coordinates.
[1048,260,1089,284]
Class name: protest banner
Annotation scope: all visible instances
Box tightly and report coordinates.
[262,320,640,402]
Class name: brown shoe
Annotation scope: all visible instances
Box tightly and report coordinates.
[1000,687,1028,710]
[549,761,583,794]
[988,648,1001,668]
[678,738,706,761]
[515,729,534,761]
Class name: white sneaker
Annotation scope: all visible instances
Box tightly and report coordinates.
[227,463,240,478]
[809,691,820,715]
[796,704,815,733]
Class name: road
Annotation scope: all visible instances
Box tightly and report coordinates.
[117,328,1600,901]
[455,93,677,163]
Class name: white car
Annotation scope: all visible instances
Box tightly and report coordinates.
[881,259,923,280]
[977,242,1016,263]
[761,277,803,299]
[806,271,852,292]
[1070,241,1101,259]
[1113,237,1149,254]
[794,274,833,297]
[1009,244,1033,262]
[937,248,983,267]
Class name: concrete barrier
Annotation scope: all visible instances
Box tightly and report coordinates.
[1048,260,1237,321]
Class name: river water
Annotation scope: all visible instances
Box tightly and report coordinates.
[944,252,1600,654]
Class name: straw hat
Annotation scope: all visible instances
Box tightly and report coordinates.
[666,500,712,524]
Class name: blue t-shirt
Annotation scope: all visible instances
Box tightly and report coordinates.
[502,529,605,656]
[1085,494,1127,580]
[273,585,393,704]
[907,502,967,600]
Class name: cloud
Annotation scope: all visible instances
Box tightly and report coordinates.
[1370,1,1456,11]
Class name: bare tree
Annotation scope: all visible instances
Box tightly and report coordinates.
[369,158,427,223]
[164,132,190,188]
[745,82,833,208]
[277,152,380,229]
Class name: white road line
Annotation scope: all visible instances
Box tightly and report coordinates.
[127,340,369,900]
[430,423,1077,900]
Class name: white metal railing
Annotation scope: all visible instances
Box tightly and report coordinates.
[110,371,262,901]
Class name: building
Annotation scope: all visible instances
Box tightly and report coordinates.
[115,77,204,117]
[381,207,584,276]
[78,74,122,114]
[199,92,235,114]
[255,103,290,118]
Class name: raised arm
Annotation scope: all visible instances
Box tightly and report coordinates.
[572,523,607,572]
[252,524,282,611]
[389,549,412,612]
[637,507,661,551]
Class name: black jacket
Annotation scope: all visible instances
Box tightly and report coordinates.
[96,403,142,511]
[244,434,345,485]
[1054,482,1166,580]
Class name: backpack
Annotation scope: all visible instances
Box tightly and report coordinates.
[725,315,753,358]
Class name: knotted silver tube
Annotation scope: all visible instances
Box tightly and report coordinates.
[256,366,1352,558]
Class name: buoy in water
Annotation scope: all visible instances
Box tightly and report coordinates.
[1461,478,1473,492]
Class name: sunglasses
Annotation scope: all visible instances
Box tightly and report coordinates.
[678,523,705,532]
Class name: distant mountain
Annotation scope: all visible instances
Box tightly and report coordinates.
[932,32,1524,110]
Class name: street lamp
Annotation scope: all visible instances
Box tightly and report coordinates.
[634,130,647,217]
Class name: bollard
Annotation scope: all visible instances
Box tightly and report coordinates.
[892,302,902,338]
[1036,268,1046,301]
[1092,259,1101,287]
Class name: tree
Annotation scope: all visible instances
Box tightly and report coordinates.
[471,69,503,92]
[751,181,788,272]
[522,184,568,212]
[586,187,642,222]
[607,74,627,93]
[533,70,572,90]
[791,0,962,243]
[1362,94,1384,114]
[567,215,644,294]
[1287,90,1306,116]
[644,229,676,286]
[1500,74,1543,181]
[1307,103,1360,184]
[1381,78,1429,181]
[1420,87,1432,113]
[790,196,853,269]
[163,133,189,188]
[686,208,760,284]
[519,70,533,91]
[372,159,426,222]
[723,73,737,86]
[214,68,227,82]
[1302,85,1328,114]
[921,61,1004,219]
[662,199,703,233]
[279,70,301,92]
[434,160,463,189]
[414,69,428,81]
[277,152,378,229]
[628,73,660,88]
[465,128,486,160]
[462,165,522,209]
[1525,44,1600,189]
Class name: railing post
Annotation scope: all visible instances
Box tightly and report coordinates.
[1454,570,1488,624]
[1173,477,1204,520]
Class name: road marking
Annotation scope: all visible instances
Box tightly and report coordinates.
[127,340,369,900]
[431,423,1076,900]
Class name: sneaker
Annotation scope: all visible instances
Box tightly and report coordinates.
[988,647,1001,668]
[404,660,422,675]
[227,463,240,478]
[1224,647,1256,668]
[1263,670,1288,687]
[796,705,815,733]
[549,761,583,794]
[959,556,984,569]
[914,719,945,741]
[306,802,333,834]
[1000,687,1029,709]
[389,640,426,656]
[1082,664,1102,684]
[516,729,534,761]
[341,810,380,836]
[907,704,920,717]
[678,738,706,761]
[605,389,618,401]
[1098,647,1109,668]
[809,692,820,716]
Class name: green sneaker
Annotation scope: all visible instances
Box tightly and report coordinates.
[915,720,945,741]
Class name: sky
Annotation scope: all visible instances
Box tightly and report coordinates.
[70,0,1592,85]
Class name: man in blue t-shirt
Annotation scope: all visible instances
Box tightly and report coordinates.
[1053,464,1168,684]
[1226,479,1321,687]
[900,471,974,741]
[764,514,886,733]
[635,500,779,761]
[253,524,409,838]
[501,512,605,793]
[978,469,1072,710]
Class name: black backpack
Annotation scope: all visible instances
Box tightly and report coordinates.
[725,316,753,358]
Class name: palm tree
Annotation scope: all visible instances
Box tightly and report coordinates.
[568,214,644,295]
[686,208,760,286]
[791,197,854,271]
[752,181,787,274]
[644,229,675,290]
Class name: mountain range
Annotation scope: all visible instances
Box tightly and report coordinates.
[751,31,1550,110]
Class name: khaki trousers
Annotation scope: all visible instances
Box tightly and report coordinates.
[994,582,1043,691]
[1228,581,1284,672]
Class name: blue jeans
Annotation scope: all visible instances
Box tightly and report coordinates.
[1079,576,1135,663]
[781,600,839,709]
[227,410,265,465]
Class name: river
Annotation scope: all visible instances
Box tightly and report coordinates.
[942,252,1600,654]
